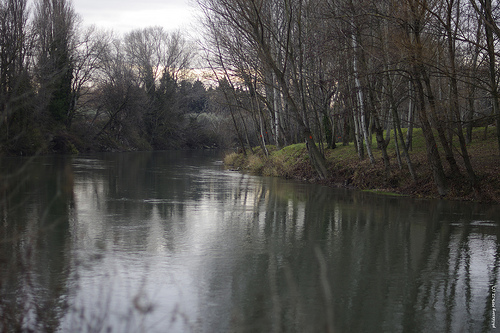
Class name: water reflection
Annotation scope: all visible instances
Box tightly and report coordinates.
[1,151,499,332]
[0,156,74,332]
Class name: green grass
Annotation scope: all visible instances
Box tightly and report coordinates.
[224,126,500,202]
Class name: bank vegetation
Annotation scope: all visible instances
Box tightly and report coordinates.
[197,0,500,201]
[224,127,500,203]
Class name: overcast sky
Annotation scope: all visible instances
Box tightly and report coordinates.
[72,0,200,35]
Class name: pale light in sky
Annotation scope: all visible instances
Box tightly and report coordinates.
[72,0,199,35]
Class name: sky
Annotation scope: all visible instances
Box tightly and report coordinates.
[72,0,200,36]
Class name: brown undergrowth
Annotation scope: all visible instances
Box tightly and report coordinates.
[224,128,500,204]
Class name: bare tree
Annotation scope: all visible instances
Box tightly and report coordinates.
[67,25,111,128]
[199,0,330,179]
[404,0,449,195]
[124,27,193,94]
[122,27,195,148]
[469,0,500,155]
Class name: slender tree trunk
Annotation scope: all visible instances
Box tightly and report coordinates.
[466,28,480,144]
[369,88,391,178]
[272,74,282,148]
[387,73,417,181]
[393,118,403,170]
[395,110,417,180]
[280,75,329,179]
[229,102,248,156]
[407,9,447,194]
[253,80,269,157]
[420,67,461,175]
[352,97,365,160]
[444,0,478,191]
[257,29,330,179]
[414,71,448,195]
[483,0,500,155]
[406,81,415,151]
[207,56,248,155]
[352,32,375,164]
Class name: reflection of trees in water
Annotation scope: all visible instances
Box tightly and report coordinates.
[402,202,500,333]
[0,156,74,332]
[209,179,500,333]
[63,151,231,331]
[1,152,499,332]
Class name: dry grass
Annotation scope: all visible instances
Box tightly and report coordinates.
[225,127,500,203]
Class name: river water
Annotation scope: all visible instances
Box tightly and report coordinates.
[1,150,499,332]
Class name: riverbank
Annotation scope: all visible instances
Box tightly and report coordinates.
[224,128,500,204]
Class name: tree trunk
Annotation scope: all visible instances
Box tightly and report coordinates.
[483,0,500,155]
[420,67,461,176]
[305,130,329,180]
[406,81,415,151]
[273,74,282,148]
[393,118,403,170]
[444,0,478,191]
[352,32,375,164]
[256,27,330,179]
[414,72,448,195]
[386,71,417,181]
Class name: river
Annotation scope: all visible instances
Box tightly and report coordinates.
[0,150,499,332]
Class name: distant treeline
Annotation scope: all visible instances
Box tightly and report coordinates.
[0,0,248,155]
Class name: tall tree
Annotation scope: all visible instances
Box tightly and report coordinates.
[66,26,110,128]
[0,0,34,152]
[437,0,478,189]
[124,27,194,148]
[469,0,500,155]
[34,0,77,126]
[404,0,448,195]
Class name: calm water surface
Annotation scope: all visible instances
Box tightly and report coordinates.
[1,151,500,332]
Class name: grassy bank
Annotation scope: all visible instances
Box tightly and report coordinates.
[224,128,500,203]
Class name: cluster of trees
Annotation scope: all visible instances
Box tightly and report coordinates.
[0,0,240,155]
[3,0,500,195]
[197,0,500,195]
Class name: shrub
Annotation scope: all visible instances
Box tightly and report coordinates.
[224,152,246,169]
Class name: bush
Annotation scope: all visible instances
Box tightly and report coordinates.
[224,152,246,169]
[246,154,265,173]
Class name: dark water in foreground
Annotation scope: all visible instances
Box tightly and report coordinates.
[1,150,499,332]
